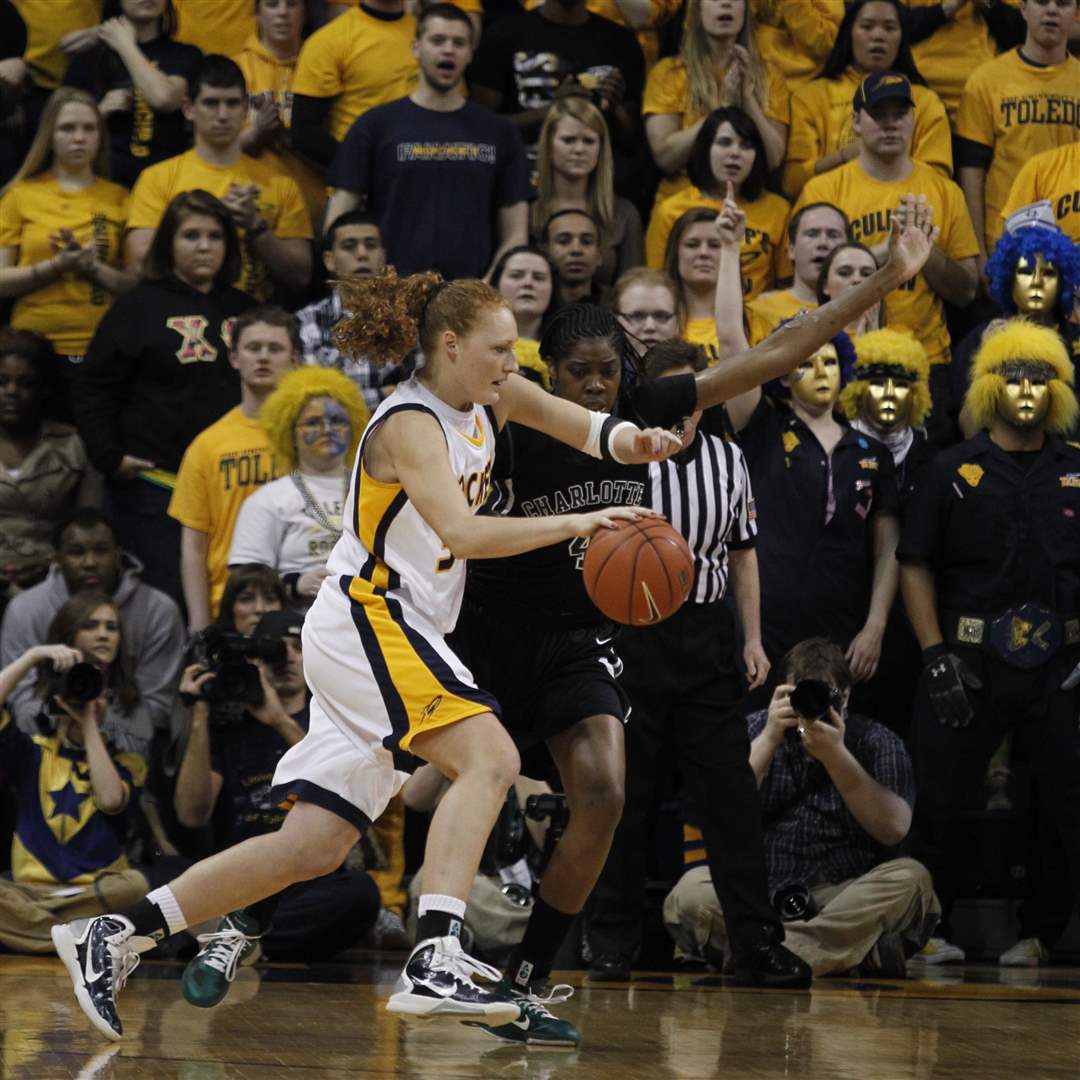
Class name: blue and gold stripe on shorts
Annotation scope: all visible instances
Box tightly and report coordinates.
[341,576,500,751]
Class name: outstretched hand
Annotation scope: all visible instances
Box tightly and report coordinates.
[885,193,938,284]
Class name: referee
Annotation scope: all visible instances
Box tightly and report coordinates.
[587,340,810,988]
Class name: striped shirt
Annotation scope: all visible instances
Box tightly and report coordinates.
[647,431,756,605]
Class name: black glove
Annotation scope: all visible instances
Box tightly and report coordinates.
[923,644,982,727]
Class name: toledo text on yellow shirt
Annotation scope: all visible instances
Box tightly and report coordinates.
[745,287,815,347]
[783,67,953,199]
[173,0,256,59]
[232,34,330,228]
[643,54,790,204]
[795,159,980,365]
[127,149,313,302]
[0,174,129,356]
[645,186,791,299]
[292,6,419,143]
[1002,142,1080,244]
[956,50,1080,252]
[168,407,281,616]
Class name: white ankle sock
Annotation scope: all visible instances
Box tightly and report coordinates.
[418,894,466,920]
[146,885,188,936]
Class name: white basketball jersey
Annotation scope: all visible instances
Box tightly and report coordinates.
[326,377,496,633]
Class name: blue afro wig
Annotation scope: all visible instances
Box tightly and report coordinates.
[986,226,1080,318]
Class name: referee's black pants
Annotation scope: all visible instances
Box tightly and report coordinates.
[588,600,782,962]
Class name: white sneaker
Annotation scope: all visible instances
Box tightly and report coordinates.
[913,937,966,965]
[386,935,521,1024]
[999,937,1048,967]
[52,915,142,1040]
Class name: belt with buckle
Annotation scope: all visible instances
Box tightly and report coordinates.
[945,605,1080,670]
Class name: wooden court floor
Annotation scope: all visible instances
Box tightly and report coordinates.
[2,953,1079,1079]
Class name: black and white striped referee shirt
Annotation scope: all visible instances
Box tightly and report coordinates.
[648,430,756,605]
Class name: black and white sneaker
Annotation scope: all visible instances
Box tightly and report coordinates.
[52,915,142,1041]
[386,935,522,1025]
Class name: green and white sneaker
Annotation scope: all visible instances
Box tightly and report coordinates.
[466,981,580,1046]
[181,910,261,1009]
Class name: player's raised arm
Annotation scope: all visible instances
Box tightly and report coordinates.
[498,373,681,465]
[695,205,937,411]
[380,408,656,560]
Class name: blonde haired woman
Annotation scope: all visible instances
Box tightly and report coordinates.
[229,365,370,607]
[532,96,644,286]
[643,0,787,208]
[0,88,135,362]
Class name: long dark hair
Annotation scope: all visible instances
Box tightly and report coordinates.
[819,0,926,84]
[41,590,139,715]
[217,565,287,632]
[144,189,242,289]
[687,106,768,201]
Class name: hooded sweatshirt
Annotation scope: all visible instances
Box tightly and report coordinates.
[73,275,252,477]
[0,552,184,732]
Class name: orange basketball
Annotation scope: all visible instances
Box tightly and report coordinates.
[583,518,694,626]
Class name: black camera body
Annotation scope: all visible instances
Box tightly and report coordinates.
[187,625,286,708]
[789,679,843,721]
[771,881,818,922]
[44,661,105,709]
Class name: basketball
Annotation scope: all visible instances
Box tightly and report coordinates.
[583,518,694,626]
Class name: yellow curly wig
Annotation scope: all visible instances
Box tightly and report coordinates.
[839,329,932,427]
[259,366,370,473]
[964,318,1078,435]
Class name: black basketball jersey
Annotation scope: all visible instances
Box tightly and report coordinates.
[466,375,697,628]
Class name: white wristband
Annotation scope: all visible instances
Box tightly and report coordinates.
[581,410,609,459]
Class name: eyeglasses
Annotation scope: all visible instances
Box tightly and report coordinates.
[618,310,676,326]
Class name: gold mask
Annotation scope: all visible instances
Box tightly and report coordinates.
[999,362,1052,429]
[863,375,914,432]
[789,344,841,411]
[1011,253,1060,316]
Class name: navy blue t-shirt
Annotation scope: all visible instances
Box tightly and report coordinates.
[328,96,530,280]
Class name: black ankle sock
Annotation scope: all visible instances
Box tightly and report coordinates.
[246,894,281,933]
[506,896,576,989]
[416,910,463,943]
[124,897,170,942]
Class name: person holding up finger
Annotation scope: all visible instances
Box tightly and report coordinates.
[0,87,135,365]
[64,0,203,189]
[792,69,979,445]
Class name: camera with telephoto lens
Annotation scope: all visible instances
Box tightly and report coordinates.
[771,881,818,922]
[44,661,105,710]
[186,625,286,708]
[789,679,844,721]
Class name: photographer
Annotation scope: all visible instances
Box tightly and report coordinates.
[663,639,938,978]
[172,592,378,1007]
[0,627,149,953]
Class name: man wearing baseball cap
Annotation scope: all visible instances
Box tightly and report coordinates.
[174,605,380,1007]
[794,70,980,445]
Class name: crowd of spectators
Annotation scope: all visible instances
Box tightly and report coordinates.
[0,0,1079,980]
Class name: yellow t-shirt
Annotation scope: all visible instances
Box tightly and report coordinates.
[783,67,953,199]
[173,0,256,59]
[128,149,313,302]
[643,54,790,204]
[955,49,1080,253]
[292,6,418,143]
[513,338,550,387]
[1002,142,1080,244]
[752,0,843,90]
[645,187,791,299]
[0,173,128,355]
[745,288,815,347]
[168,406,281,616]
[907,0,997,123]
[11,0,101,89]
[684,318,721,366]
[232,34,329,228]
[795,159,980,365]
